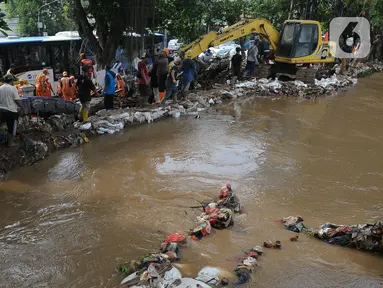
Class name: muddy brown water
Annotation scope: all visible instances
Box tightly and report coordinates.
[1,74,383,288]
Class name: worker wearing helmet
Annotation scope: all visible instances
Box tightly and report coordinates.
[80,53,96,80]
[57,71,75,101]
[179,50,197,101]
[35,68,53,97]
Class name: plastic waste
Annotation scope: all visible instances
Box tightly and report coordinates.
[195,267,221,285]
[163,267,182,284]
[264,79,282,90]
[172,111,181,118]
[208,98,215,104]
[252,246,263,255]
[235,81,257,88]
[315,75,339,88]
[79,122,92,130]
[294,80,308,88]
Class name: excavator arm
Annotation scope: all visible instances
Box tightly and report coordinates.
[182,18,280,59]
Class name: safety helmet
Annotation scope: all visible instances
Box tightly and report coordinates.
[185,50,193,59]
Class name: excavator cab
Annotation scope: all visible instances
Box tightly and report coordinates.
[276,20,334,64]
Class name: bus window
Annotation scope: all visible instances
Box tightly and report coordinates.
[52,45,65,81]
[29,46,51,70]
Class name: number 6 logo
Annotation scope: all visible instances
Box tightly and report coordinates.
[329,17,371,59]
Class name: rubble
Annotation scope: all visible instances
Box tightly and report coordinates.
[349,60,383,77]
[280,216,383,254]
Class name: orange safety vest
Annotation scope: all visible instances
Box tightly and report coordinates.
[58,77,74,101]
[81,58,94,78]
[116,75,126,97]
[35,73,47,96]
[42,81,52,97]
[15,84,24,96]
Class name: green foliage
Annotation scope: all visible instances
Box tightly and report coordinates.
[155,0,383,43]
[6,0,73,36]
[371,0,383,28]
[0,8,10,36]
[249,0,291,31]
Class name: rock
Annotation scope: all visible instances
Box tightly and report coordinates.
[24,138,48,163]
[187,93,200,102]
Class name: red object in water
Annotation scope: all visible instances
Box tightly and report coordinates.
[246,251,259,259]
[289,235,299,241]
[165,233,187,244]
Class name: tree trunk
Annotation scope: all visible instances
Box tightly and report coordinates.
[72,0,103,64]
[288,0,295,19]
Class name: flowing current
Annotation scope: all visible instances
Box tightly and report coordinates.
[0,74,383,288]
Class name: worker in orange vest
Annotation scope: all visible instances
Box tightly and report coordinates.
[57,71,75,101]
[80,53,96,80]
[15,79,26,97]
[69,76,77,98]
[116,73,126,97]
[35,69,53,97]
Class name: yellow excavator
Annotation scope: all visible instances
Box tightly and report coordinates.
[181,18,334,82]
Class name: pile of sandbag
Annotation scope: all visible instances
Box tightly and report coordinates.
[313,222,383,253]
[75,107,170,135]
[118,185,248,287]
[280,216,383,254]
[227,75,358,99]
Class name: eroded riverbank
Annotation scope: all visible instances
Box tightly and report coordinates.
[0,73,382,287]
[2,61,383,178]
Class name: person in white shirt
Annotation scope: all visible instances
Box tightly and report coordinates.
[0,74,26,147]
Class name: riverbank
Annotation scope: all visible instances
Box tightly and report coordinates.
[1,61,382,178]
[1,73,383,287]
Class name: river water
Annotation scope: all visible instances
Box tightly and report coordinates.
[1,74,383,288]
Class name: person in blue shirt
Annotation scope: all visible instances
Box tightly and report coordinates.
[104,66,116,110]
[180,51,197,101]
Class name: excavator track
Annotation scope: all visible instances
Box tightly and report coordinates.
[295,67,318,84]
[255,64,272,79]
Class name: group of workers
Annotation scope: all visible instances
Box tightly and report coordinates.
[136,49,198,105]
[231,35,271,79]
[0,49,199,144]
